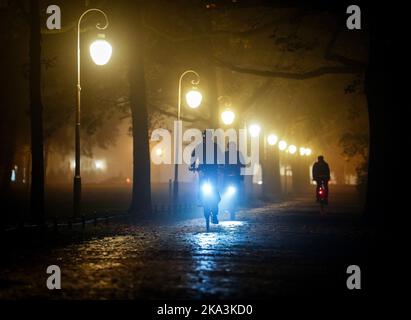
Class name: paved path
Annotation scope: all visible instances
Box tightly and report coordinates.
[0,195,374,299]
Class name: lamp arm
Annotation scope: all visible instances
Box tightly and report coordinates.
[77,9,109,89]
[75,8,109,180]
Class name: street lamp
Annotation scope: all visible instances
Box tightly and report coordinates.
[249,124,261,137]
[94,159,106,170]
[73,8,110,216]
[299,147,306,156]
[221,109,235,125]
[218,95,235,126]
[174,70,201,202]
[278,140,287,151]
[267,134,278,146]
[186,89,202,108]
[288,145,297,154]
[89,36,112,65]
[305,148,312,156]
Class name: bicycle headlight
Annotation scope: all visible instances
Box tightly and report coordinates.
[226,185,236,196]
[202,182,213,195]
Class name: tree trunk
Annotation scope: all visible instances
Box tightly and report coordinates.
[29,0,45,224]
[271,146,282,197]
[363,5,384,225]
[44,142,50,185]
[0,135,15,224]
[201,61,219,128]
[195,8,220,129]
[127,2,152,216]
[262,140,282,200]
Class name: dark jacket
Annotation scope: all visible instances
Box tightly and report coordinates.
[312,160,330,181]
[224,150,245,180]
[190,141,222,178]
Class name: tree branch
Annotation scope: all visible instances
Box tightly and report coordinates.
[238,79,273,117]
[148,103,209,123]
[323,25,367,68]
[141,10,302,42]
[15,0,29,22]
[214,57,363,79]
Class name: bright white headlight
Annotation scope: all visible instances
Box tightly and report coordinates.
[226,185,236,196]
[202,182,212,195]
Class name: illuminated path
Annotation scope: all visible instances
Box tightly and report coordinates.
[0,193,375,299]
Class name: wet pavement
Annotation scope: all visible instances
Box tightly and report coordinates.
[0,195,375,299]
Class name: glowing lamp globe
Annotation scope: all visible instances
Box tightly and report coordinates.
[267,134,278,146]
[278,140,287,151]
[249,124,261,137]
[94,160,106,170]
[221,109,235,125]
[288,145,297,154]
[186,89,202,109]
[89,38,112,66]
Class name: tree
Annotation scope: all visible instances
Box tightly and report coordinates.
[362,5,384,224]
[141,1,368,194]
[0,2,30,225]
[29,0,45,224]
[125,1,152,215]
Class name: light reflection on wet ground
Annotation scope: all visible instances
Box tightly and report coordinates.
[182,220,250,297]
[0,196,371,299]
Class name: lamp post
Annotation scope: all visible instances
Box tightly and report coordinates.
[173,70,201,203]
[73,9,111,216]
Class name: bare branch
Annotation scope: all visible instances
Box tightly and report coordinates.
[238,79,273,117]
[15,0,29,23]
[141,10,302,42]
[41,21,76,35]
[148,103,209,123]
[323,26,367,68]
[214,58,363,79]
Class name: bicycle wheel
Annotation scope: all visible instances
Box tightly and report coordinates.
[204,208,210,232]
